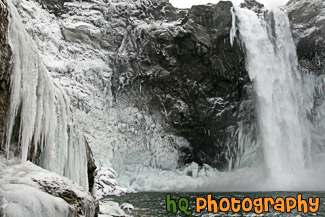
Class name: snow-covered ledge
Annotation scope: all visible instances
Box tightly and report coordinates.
[0,159,97,217]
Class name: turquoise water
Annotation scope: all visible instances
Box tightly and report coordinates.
[109,192,325,217]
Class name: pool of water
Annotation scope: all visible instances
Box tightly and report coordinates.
[108,192,325,217]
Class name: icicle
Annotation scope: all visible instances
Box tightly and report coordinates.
[230,7,237,47]
[5,0,88,190]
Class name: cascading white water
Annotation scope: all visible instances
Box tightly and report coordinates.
[232,7,312,183]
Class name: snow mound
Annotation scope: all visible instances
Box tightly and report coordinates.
[0,158,97,217]
[99,200,130,217]
[95,167,134,199]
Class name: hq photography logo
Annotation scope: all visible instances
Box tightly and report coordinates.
[165,194,320,215]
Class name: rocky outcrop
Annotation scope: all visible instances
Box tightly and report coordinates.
[0,161,98,217]
[107,0,249,170]
[100,0,251,170]
[35,0,65,15]
[0,1,11,151]
[85,139,97,193]
[240,0,265,13]
[94,167,132,198]
[32,178,99,216]
[286,0,325,75]
[14,0,252,173]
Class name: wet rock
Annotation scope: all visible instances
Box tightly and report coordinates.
[86,139,97,193]
[0,0,11,151]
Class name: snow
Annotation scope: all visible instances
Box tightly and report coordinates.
[95,167,134,199]
[97,200,133,217]
[14,0,189,186]
[5,0,88,190]
[3,184,75,217]
[118,162,222,191]
[0,158,96,217]
[120,203,134,212]
[99,201,128,217]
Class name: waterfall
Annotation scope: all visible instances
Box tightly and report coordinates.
[5,0,88,190]
[232,7,312,182]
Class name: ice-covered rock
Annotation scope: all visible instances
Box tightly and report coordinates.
[99,200,129,217]
[0,0,98,215]
[0,0,90,190]
[286,0,325,76]
[95,167,133,199]
[13,0,253,176]
[0,159,97,217]
[120,203,134,212]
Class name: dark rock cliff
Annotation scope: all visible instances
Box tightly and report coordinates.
[107,1,250,170]
[286,0,325,76]
[0,1,12,151]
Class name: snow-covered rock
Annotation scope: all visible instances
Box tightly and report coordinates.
[13,0,252,179]
[0,0,98,215]
[95,168,134,199]
[1,0,89,190]
[120,203,134,212]
[286,0,325,75]
[99,200,129,217]
[0,158,97,217]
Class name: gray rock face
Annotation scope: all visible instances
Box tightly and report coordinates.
[36,0,65,15]
[240,0,265,13]
[0,1,11,151]
[286,0,325,75]
[16,0,252,171]
[108,1,249,170]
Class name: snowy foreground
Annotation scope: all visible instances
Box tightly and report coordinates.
[0,158,132,217]
[0,157,96,217]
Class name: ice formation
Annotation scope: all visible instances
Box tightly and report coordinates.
[13,0,188,190]
[5,0,88,190]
